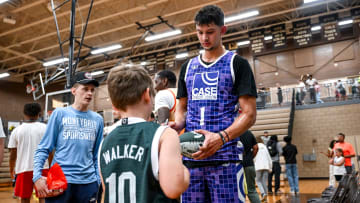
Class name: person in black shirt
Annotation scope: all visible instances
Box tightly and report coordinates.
[240,131,260,203]
[282,136,299,195]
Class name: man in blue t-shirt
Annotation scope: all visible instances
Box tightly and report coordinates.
[170,5,257,203]
[33,72,104,202]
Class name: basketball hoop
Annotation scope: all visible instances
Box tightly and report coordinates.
[26,84,35,94]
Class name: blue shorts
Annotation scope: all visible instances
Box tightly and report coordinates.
[181,162,245,203]
[45,181,98,203]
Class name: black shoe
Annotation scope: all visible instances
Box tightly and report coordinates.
[268,191,273,195]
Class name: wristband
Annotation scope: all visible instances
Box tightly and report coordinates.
[218,132,226,145]
[222,130,230,142]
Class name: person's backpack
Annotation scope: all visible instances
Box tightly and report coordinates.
[267,140,278,157]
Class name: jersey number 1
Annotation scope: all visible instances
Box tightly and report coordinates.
[105,171,136,203]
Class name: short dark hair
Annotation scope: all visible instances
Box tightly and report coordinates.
[24,103,41,117]
[338,133,345,139]
[194,5,224,27]
[284,136,292,143]
[329,140,337,149]
[270,135,278,142]
[107,65,155,111]
[157,70,177,87]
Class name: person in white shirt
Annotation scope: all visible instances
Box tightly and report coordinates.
[254,136,272,201]
[8,103,49,203]
[331,148,346,184]
[154,70,178,124]
[0,117,5,167]
[306,74,317,104]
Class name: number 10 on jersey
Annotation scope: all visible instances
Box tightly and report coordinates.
[105,171,136,203]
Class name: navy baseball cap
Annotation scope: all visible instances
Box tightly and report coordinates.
[72,71,99,87]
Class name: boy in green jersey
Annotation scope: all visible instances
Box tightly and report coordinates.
[99,65,190,203]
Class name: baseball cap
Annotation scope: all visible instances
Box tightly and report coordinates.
[72,71,99,87]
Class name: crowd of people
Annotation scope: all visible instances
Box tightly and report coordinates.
[0,4,359,203]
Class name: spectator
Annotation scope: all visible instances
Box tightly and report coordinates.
[240,131,260,203]
[306,75,317,104]
[351,79,359,98]
[33,72,104,201]
[332,133,355,174]
[282,136,299,195]
[8,103,49,203]
[320,140,337,187]
[0,117,5,166]
[276,83,283,106]
[267,135,283,195]
[261,131,270,145]
[254,136,272,202]
[336,80,346,101]
[331,148,346,184]
[296,80,306,105]
[154,70,177,124]
[314,82,324,104]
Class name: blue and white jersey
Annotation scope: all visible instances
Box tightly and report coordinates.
[184,51,243,162]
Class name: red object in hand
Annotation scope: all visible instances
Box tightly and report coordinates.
[47,163,67,191]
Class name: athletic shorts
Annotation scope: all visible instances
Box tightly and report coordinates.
[181,162,245,203]
[45,181,98,203]
[14,169,49,199]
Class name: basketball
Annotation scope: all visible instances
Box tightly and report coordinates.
[179,131,205,158]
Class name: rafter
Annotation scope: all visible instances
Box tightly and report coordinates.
[0,0,277,65]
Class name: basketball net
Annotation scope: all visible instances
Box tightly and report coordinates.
[26,84,36,94]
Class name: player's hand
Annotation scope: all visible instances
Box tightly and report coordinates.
[168,121,184,133]
[34,177,50,198]
[192,129,223,160]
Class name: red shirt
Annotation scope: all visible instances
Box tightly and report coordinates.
[334,142,355,166]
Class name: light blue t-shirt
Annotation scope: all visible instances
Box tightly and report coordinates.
[33,106,103,184]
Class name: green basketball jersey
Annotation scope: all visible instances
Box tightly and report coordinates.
[99,118,177,203]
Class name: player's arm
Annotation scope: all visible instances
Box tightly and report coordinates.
[170,97,187,132]
[223,95,257,141]
[9,148,16,179]
[33,110,60,197]
[252,144,259,158]
[193,95,256,160]
[170,61,188,132]
[93,118,104,185]
[157,107,170,124]
[158,127,190,198]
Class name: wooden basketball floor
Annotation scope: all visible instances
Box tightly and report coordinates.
[0,179,328,203]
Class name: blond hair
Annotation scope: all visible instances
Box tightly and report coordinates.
[107,65,155,111]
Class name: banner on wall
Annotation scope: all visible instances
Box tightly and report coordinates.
[319,14,340,41]
[293,19,312,47]
[271,24,287,49]
[249,29,265,54]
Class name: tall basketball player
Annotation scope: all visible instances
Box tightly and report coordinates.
[170,5,257,202]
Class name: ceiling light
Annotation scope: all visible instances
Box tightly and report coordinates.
[0,0,9,4]
[43,58,69,67]
[145,30,182,42]
[91,44,122,55]
[237,40,250,46]
[175,53,188,59]
[90,70,104,76]
[264,36,273,41]
[311,25,321,31]
[225,10,259,23]
[140,62,147,66]
[0,72,10,79]
[304,0,322,4]
[338,19,353,26]
[3,16,16,24]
